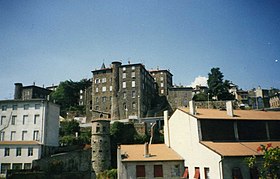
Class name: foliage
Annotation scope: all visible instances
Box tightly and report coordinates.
[59,120,91,146]
[192,92,208,101]
[50,79,91,117]
[207,67,234,101]
[97,169,117,179]
[245,143,280,179]
[49,159,63,174]
[59,120,80,136]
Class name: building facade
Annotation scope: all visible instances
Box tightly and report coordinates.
[0,99,60,177]
[164,101,280,179]
[91,62,169,120]
[118,144,184,179]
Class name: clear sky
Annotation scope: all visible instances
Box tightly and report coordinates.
[1,0,280,99]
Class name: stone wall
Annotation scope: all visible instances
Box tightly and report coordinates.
[194,100,239,109]
[32,149,91,175]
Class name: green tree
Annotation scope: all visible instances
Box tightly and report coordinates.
[246,143,280,179]
[207,68,234,101]
[50,79,91,117]
[192,92,208,101]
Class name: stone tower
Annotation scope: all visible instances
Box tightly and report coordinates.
[111,61,121,120]
[91,119,111,177]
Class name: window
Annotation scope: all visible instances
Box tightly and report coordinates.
[95,78,100,84]
[123,92,126,99]
[123,72,126,79]
[1,105,7,111]
[154,165,163,177]
[131,71,135,78]
[102,86,106,92]
[16,148,21,156]
[194,167,200,179]
[0,132,5,141]
[160,77,164,81]
[96,88,99,93]
[12,163,22,170]
[1,163,10,174]
[24,104,29,110]
[102,97,106,102]
[10,131,16,141]
[132,102,136,109]
[11,115,16,125]
[96,97,99,103]
[33,130,39,141]
[102,78,106,83]
[23,163,31,169]
[161,83,164,87]
[12,105,17,110]
[23,115,28,125]
[123,67,126,71]
[132,66,135,70]
[161,89,164,94]
[132,81,135,87]
[110,86,112,91]
[136,165,145,177]
[28,147,33,156]
[132,91,136,98]
[123,82,126,89]
[35,104,41,109]
[34,115,39,124]
[1,116,6,125]
[22,131,27,140]
[4,148,10,156]
[96,127,100,133]
[232,167,243,179]
[204,168,210,179]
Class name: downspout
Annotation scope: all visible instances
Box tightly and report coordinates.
[219,157,224,179]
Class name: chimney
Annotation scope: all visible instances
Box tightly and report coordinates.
[226,101,234,117]
[14,83,23,100]
[144,142,150,158]
[189,101,196,115]
[163,110,170,147]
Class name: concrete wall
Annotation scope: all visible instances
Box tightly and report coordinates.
[167,109,222,179]
[44,102,60,146]
[119,161,184,179]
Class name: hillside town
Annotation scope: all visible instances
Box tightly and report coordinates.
[0,61,280,179]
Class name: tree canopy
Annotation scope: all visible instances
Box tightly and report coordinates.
[207,68,234,101]
[50,79,91,117]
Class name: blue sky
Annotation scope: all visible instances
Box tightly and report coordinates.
[1,0,280,99]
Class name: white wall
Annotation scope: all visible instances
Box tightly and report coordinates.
[44,102,60,146]
[167,109,223,179]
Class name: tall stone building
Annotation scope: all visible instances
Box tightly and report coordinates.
[91,61,160,120]
[149,69,173,96]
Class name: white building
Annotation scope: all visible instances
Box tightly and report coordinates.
[0,99,60,176]
[164,101,280,179]
[117,143,184,179]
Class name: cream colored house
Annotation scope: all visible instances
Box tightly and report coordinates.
[0,99,60,177]
[117,143,184,179]
[164,101,280,179]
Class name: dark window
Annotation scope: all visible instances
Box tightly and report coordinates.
[96,127,100,133]
[204,167,210,179]
[200,120,235,141]
[136,165,145,177]
[28,147,33,156]
[4,148,10,156]
[232,167,243,179]
[237,121,267,141]
[249,167,259,179]
[268,121,280,140]
[182,167,189,178]
[154,165,163,177]
[194,167,200,179]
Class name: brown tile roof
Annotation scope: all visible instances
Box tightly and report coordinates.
[201,141,280,156]
[0,141,41,145]
[120,144,183,162]
[179,108,280,120]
